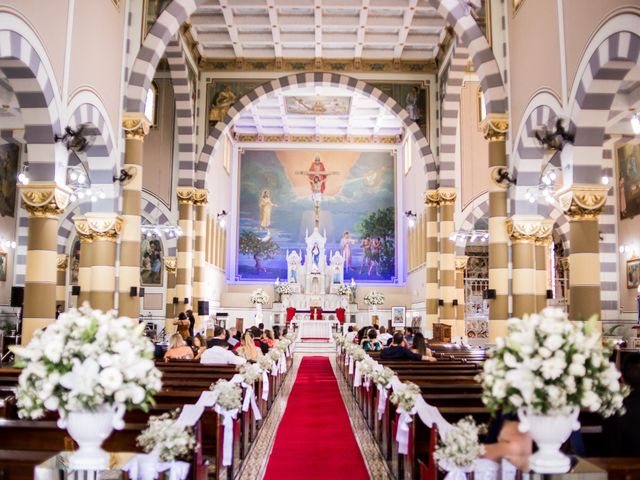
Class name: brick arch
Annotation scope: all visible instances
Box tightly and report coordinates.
[194,72,436,189]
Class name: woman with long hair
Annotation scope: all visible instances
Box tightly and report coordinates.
[164,333,194,361]
[411,332,434,359]
[273,325,281,340]
[262,329,275,349]
[238,331,261,362]
[192,333,207,360]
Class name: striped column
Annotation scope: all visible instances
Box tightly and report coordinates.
[507,216,541,318]
[438,188,457,333]
[164,256,177,334]
[19,183,71,344]
[423,190,439,331]
[535,220,554,312]
[480,115,510,342]
[56,254,68,312]
[454,256,468,338]
[192,189,208,331]
[86,213,122,311]
[119,114,150,319]
[176,187,195,317]
[557,184,609,323]
[73,216,93,306]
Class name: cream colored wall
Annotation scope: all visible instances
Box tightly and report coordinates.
[0,214,16,305]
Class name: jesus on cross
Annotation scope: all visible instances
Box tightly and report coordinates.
[294,154,339,227]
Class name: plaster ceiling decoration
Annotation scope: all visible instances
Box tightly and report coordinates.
[230,85,404,142]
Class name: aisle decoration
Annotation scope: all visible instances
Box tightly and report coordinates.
[257,355,274,400]
[12,305,162,469]
[238,364,263,421]
[369,365,397,419]
[478,307,628,473]
[210,379,243,467]
[434,416,486,480]
[389,381,421,454]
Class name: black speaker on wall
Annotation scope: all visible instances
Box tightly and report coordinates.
[71,286,81,297]
[130,287,138,297]
[438,299,444,306]
[198,300,209,316]
[483,289,496,300]
[172,297,179,305]
[139,288,145,298]
[452,299,458,306]
[10,286,24,307]
[546,289,554,300]
[184,298,189,305]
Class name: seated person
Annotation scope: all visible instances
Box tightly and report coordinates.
[237,331,263,362]
[227,327,240,347]
[378,326,392,346]
[602,352,640,457]
[192,333,207,360]
[251,326,270,354]
[201,326,246,365]
[345,325,357,343]
[262,329,276,349]
[404,327,414,345]
[146,331,165,360]
[164,333,194,361]
[380,332,436,361]
[410,332,433,358]
[362,329,382,352]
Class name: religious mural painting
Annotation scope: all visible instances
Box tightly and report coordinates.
[627,258,640,290]
[284,96,351,116]
[70,237,81,285]
[369,82,429,144]
[143,0,172,36]
[0,252,6,282]
[617,143,640,220]
[0,142,18,217]
[236,149,396,283]
[206,80,267,133]
[140,233,163,286]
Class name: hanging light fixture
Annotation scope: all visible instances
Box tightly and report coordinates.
[631,112,640,135]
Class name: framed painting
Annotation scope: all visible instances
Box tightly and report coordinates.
[284,96,351,116]
[0,143,19,218]
[627,258,640,289]
[391,306,406,327]
[0,252,6,281]
[205,79,267,134]
[140,233,163,286]
[617,143,640,220]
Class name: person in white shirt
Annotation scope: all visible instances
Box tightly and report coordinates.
[345,325,358,343]
[377,325,393,346]
[200,326,246,366]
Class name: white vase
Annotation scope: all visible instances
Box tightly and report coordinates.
[517,407,580,474]
[65,404,124,469]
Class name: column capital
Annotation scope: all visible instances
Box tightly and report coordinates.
[57,254,69,271]
[423,189,440,206]
[73,215,93,242]
[85,213,123,241]
[480,114,509,142]
[556,184,609,220]
[164,256,177,273]
[437,187,457,205]
[506,215,543,243]
[455,255,469,271]
[193,189,209,206]
[535,219,554,245]
[176,187,197,204]
[122,113,150,140]
[20,183,71,218]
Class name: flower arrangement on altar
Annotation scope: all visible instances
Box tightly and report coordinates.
[336,284,351,296]
[250,288,269,305]
[12,305,162,420]
[478,307,628,417]
[364,291,384,306]
[136,411,196,462]
[275,283,294,295]
[210,379,243,411]
[434,416,486,470]
[390,381,421,413]
[239,363,263,385]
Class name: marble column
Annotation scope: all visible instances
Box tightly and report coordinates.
[119,114,150,319]
[19,183,70,344]
[56,254,68,312]
[176,187,195,318]
[507,215,541,318]
[192,189,208,331]
[535,220,554,312]
[424,190,439,330]
[164,256,177,334]
[73,215,93,306]
[557,184,609,323]
[86,213,122,311]
[454,256,468,338]
[438,188,457,332]
[480,115,510,341]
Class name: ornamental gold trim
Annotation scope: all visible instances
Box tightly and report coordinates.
[438,188,457,205]
[85,213,123,241]
[556,184,609,220]
[122,113,150,140]
[480,114,509,142]
[176,187,196,204]
[506,215,543,243]
[535,219,554,245]
[164,256,177,273]
[57,254,69,271]
[20,183,71,218]
[423,189,440,206]
[193,189,209,206]
[73,215,93,242]
[455,255,469,271]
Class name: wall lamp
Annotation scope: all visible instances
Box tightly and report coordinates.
[217,210,228,229]
[404,210,417,228]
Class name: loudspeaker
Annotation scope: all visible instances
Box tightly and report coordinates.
[546,289,553,299]
[10,286,24,307]
[483,289,496,300]
[139,288,145,298]
[452,299,458,306]
[184,298,189,305]
[438,299,444,306]
[130,287,137,297]
[172,297,179,305]
[71,285,81,296]
[197,300,209,316]
[216,312,228,317]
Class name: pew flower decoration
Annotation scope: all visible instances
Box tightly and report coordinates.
[239,363,263,385]
[370,366,397,388]
[358,357,377,378]
[364,291,385,306]
[350,345,367,362]
[390,381,421,413]
[276,337,292,352]
[275,283,294,295]
[250,288,269,305]
[12,305,162,420]
[210,379,243,411]
[434,416,486,470]
[478,307,628,417]
[258,355,274,371]
[333,333,345,346]
[336,284,351,296]
[136,411,196,462]
[268,349,283,362]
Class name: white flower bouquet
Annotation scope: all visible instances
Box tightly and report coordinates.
[359,357,378,378]
[351,346,367,362]
[136,411,196,462]
[250,288,269,305]
[268,349,282,362]
[275,283,294,295]
[364,291,385,306]
[478,308,628,417]
[210,379,243,411]
[370,366,397,388]
[276,338,291,352]
[258,355,274,371]
[13,305,162,420]
[434,416,486,469]
[390,381,421,413]
[239,363,263,384]
[336,284,351,296]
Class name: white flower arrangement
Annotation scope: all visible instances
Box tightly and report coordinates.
[258,355,274,371]
[13,305,162,420]
[336,284,351,296]
[478,308,628,417]
[268,349,282,362]
[390,381,421,413]
[434,416,486,469]
[239,363,263,384]
[250,288,269,305]
[370,366,397,389]
[333,334,345,346]
[210,379,243,411]
[359,357,378,378]
[276,338,291,352]
[285,332,296,341]
[136,411,196,462]
[364,291,385,306]
[275,283,294,295]
[350,346,366,362]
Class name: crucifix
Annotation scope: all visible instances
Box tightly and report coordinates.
[295,155,339,227]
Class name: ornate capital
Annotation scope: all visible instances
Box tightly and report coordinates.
[122,113,150,140]
[423,189,440,207]
[73,215,93,242]
[556,184,609,220]
[164,256,177,273]
[455,255,469,271]
[535,219,554,245]
[176,187,197,205]
[506,215,543,243]
[480,114,509,142]
[57,254,69,271]
[85,213,123,241]
[20,183,71,218]
[193,189,209,206]
[437,188,457,205]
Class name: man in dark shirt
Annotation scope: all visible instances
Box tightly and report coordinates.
[186,309,196,337]
[380,332,435,361]
[602,352,640,457]
[207,326,233,350]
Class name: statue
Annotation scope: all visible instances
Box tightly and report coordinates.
[259,189,277,229]
[405,87,421,122]
[209,85,236,123]
[311,242,320,270]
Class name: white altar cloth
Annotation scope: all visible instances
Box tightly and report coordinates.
[293,320,336,339]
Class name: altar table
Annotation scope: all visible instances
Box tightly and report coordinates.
[293,320,336,340]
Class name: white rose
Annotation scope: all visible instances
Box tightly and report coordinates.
[492,379,507,399]
[99,367,124,393]
[568,363,586,377]
[504,352,519,368]
[544,334,563,352]
[44,396,59,411]
[539,347,552,359]
[131,385,146,404]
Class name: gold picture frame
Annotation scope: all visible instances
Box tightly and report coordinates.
[513,0,526,16]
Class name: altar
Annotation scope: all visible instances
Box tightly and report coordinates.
[292,320,337,340]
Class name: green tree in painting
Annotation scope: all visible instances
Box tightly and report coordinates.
[357,207,395,275]
[239,230,280,273]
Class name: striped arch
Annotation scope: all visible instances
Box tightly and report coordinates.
[166,35,196,188]
[439,41,469,188]
[57,200,92,255]
[455,194,489,256]
[141,193,178,256]
[126,0,506,116]
[195,72,436,189]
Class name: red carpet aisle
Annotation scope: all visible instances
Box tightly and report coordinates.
[263,356,370,480]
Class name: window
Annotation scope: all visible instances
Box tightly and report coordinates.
[404,137,412,175]
[144,81,158,126]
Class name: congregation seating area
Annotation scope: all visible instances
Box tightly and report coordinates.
[0,351,293,479]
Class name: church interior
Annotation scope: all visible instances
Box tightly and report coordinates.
[0,0,639,478]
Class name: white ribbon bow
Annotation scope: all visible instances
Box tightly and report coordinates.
[364,376,371,391]
[241,383,262,421]
[261,370,270,401]
[344,353,349,366]
[271,361,279,377]
[348,356,354,374]
[353,361,362,387]
[377,384,389,420]
[395,409,415,455]
[122,454,190,480]
[278,355,287,373]
[214,405,239,467]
